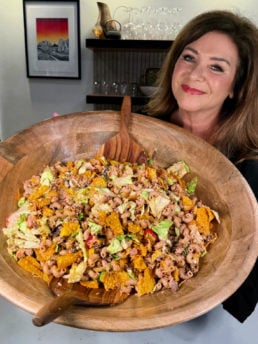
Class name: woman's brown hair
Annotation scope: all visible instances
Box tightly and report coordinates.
[146,10,258,162]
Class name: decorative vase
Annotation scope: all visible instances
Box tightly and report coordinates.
[95,2,121,39]
[92,12,104,39]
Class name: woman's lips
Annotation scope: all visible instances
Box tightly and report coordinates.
[182,84,205,95]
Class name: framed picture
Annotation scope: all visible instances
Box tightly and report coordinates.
[23,0,81,79]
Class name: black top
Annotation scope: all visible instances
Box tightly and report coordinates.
[222,159,258,322]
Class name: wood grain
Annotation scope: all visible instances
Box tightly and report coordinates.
[33,278,129,327]
[0,110,257,331]
[96,96,147,164]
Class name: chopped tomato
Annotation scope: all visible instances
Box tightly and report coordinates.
[85,235,96,248]
[144,228,158,242]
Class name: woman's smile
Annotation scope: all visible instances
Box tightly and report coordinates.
[181,84,206,95]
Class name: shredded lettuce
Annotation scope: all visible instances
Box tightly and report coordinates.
[124,164,134,176]
[127,201,136,221]
[175,227,180,238]
[187,176,198,194]
[74,159,84,170]
[200,249,207,257]
[75,185,114,204]
[17,197,26,208]
[40,166,54,186]
[2,204,41,253]
[90,187,114,205]
[107,233,140,255]
[148,195,170,219]
[141,190,150,201]
[73,188,89,204]
[111,175,133,187]
[4,219,41,251]
[117,233,139,244]
[38,217,51,236]
[88,220,102,235]
[117,201,136,221]
[76,229,87,262]
[107,238,122,254]
[174,204,181,214]
[127,268,136,279]
[167,177,177,186]
[18,214,28,227]
[67,261,87,283]
[5,203,29,228]
[117,202,128,214]
[151,220,173,240]
[91,203,112,217]
[167,160,190,178]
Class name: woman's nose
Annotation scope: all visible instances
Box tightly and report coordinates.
[190,64,205,80]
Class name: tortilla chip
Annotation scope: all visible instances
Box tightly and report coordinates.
[147,166,157,181]
[56,251,82,270]
[60,221,80,237]
[18,256,43,278]
[106,211,123,236]
[151,249,162,262]
[195,207,213,235]
[173,267,180,282]
[102,271,129,290]
[91,176,107,188]
[80,280,99,289]
[182,196,194,211]
[128,223,142,234]
[35,243,56,262]
[136,268,155,296]
[132,255,147,271]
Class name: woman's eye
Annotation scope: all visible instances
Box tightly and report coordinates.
[182,54,194,62]
[211,65,224,72]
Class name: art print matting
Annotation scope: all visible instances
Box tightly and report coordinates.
[23,0,81,79]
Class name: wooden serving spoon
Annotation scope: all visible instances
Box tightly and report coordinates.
[33,97,145,327]
[32,278,130,327]
[96,96,148,164]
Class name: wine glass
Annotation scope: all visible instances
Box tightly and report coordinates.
[156,7,169,40]
[113,6,136,39]
[140,6,155,40]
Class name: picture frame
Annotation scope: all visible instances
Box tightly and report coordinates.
[23,0,81,79]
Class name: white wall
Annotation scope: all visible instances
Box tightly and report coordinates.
[0,0,257,139]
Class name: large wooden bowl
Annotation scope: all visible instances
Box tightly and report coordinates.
[0,111,257,331]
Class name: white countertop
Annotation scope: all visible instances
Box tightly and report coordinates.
[0,295,257,344]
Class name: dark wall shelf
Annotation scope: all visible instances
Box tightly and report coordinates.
[85,39,172,110]
[86,38,173,50]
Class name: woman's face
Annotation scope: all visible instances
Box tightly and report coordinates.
[172,31,239,117]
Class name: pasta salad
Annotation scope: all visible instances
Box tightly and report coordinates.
[3,157,219,296]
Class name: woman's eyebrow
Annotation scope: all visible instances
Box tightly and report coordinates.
[183,46,231,66]
[210,56,231,66]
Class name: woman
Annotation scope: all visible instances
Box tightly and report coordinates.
[146,10,258,322]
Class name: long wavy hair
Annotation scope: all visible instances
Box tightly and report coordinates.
[146,10,258,162]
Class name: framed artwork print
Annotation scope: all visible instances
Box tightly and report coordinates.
[23,0,81,79]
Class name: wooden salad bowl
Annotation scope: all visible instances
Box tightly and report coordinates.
[0,109,257,331]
